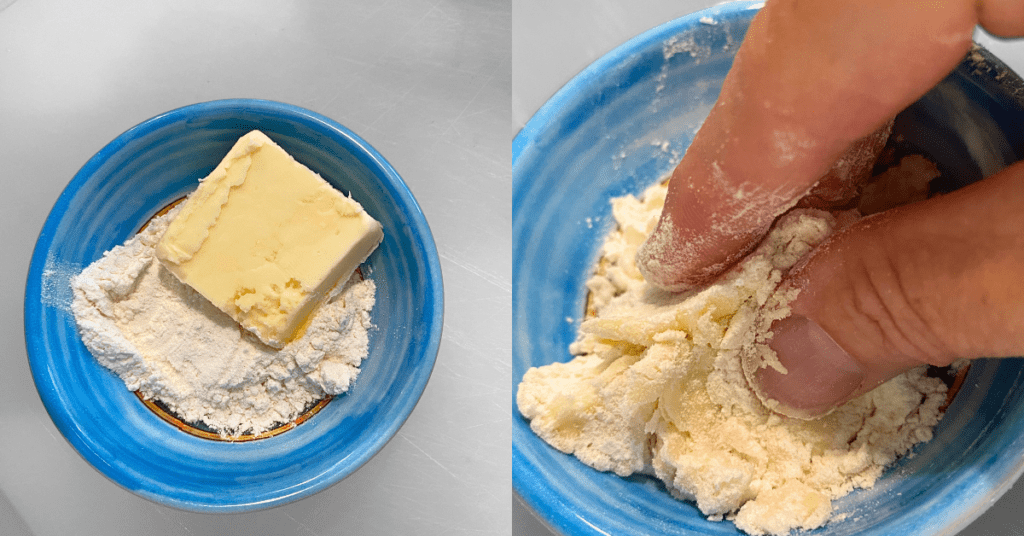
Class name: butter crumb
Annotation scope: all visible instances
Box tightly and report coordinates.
[517,180,947,535]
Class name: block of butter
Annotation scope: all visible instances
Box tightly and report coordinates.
[155,130,384,348]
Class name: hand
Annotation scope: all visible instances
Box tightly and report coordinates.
[636,0,1024,418]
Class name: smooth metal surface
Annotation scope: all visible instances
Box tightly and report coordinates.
[1,1,509,535]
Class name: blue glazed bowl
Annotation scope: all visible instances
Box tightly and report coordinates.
[24,99,444,512]
[513,3,1024,535]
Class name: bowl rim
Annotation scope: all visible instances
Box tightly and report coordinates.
[512,1,763,164]
[23,98,445,512]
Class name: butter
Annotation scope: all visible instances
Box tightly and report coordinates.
[155,130,383,348]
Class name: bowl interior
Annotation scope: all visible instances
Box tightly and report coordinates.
[513,3,1024,535]
[25,99,443,512]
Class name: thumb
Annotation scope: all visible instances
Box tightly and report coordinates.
[745,160,1024,419]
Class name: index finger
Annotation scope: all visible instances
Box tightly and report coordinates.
[637,0,983,290]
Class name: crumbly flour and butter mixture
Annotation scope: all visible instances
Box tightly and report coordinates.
[71,205,376,438]
[516,182,948,536]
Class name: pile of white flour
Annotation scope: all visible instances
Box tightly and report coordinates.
[516,182,948,536]
[71,205,376,438]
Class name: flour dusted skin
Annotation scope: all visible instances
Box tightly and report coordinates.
[516,182,948,536]
[71,206,376,437]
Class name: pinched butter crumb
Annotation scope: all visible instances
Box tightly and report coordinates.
[517,181,947,536]
[156,130,383,348]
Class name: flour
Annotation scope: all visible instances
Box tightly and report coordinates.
[516,181,948,536]
[71,205,376,438]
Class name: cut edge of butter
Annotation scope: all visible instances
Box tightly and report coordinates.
[157,134,263,264]
[264,221,382,347]
[155,130,384,348]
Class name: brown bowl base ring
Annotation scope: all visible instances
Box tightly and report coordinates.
[135,392,332,442]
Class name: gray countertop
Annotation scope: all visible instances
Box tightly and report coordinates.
[3,0,1023,535]
[0,1,509,535]
[512,1,1024,535]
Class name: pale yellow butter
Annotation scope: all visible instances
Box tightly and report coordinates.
[155,130,383,348]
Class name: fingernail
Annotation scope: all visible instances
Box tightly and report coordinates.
[749,314,864,419]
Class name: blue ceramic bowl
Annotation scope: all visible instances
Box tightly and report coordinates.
[25,99,444,512]
[513,3,1024,535]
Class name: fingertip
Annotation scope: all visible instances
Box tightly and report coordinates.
[636,209,759,292]
[636,214,685,290]
[635,216,704,292]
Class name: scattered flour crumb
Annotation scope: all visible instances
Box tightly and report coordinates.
[71,206,376,438]
[40,258,80,314]
[516,181,947,535]
[651,139,671,153]
[663,34,711,62]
